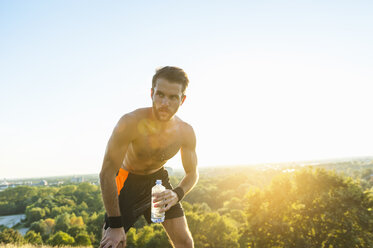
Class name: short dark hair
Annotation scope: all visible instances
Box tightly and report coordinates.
[152,66,189,94]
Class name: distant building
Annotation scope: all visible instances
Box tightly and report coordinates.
[50,181,64,186]
[36,180,48,186]
[71,176,84,183]
[10,182,23,187]
[0,179,9,190]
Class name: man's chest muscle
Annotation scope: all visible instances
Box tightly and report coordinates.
[132,135,182,161]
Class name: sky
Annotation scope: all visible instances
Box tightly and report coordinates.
[1,1,372,179]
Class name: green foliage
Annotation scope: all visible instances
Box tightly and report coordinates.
[133,215,147,229]
[0,228,25,244]
[135,226,154,248]
[143,228,171,248]
[184,202,211,214]
[25,207,46,224]
[0,182,104,246]
[74,233,92,246]
[74,183,103,213]
[67,226,86,239]
[186,211,240,248]
[85,211,105,246]
[55,213,71,233]
[125,228,137,248]
[127,225,171,248]
[0,187,38,215]
[24,230,43,245]
[224,197,243,210]
[47,231,75,246]
[1,162,372,248]
[29,218,55,238]
[29,220,47,237]
[244,168,373,247]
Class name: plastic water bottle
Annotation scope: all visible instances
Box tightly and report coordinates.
[151,179,165,223]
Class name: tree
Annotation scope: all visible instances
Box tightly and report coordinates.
[25,207,46,224]
[70,215,84,227]
[125,228,137,248]
[86,211,105,247]
[228,209,246,224]
[74,182,103,212]
[0,186,38,215]
[44,218,56,234]
[57,185,77,196]
[201,213,239,248]
[136,226,155,248]
[30,220,48,237]
[75,233,92,246]
[223,197,243,210]
[76,201,89,213]
[0,228,25,244]
[144,229,172,248]
[67,226,86,238]
[47,231,75,246]
[24,230,43,245]
[244,168,373,247]
[186,210,239,248]
[55,213,71,232]
[51,206,63,217]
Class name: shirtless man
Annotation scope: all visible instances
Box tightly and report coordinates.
[99,66,198,248]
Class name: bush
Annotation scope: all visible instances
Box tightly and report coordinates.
[24,230,43,245]
[245,168,373,247]
[47,231,75,246]
[75,233,92,246]
[0,228,25,244]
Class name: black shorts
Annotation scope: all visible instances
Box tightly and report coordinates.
[104,167,184,232]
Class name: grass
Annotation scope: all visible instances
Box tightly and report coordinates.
[0,245,92,248]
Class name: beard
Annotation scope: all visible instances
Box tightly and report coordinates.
[153,103,176,122]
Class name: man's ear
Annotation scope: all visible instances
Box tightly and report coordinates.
[151,88,154,98]
[181,95,186,105]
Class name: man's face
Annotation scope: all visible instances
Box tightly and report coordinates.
[151,78,185,122]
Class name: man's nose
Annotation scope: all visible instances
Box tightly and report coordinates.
[161,98,170,106]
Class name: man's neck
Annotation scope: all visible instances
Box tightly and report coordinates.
[149,108,175,130]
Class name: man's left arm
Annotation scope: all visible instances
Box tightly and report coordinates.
[175,124,198,197]
[155,124,198,212]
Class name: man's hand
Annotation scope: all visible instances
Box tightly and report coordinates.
[152,189,179,213]
[100,227,126,248]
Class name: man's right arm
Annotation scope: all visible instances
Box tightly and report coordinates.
[100,114,135,217]
[99,115,135,248]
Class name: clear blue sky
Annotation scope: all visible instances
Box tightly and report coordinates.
[1,1,372,179]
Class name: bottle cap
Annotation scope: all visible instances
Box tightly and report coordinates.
[156,180,162,185]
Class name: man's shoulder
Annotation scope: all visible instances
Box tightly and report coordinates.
[174,116,193,131]
[119,108,150,122]
[116,108,151,131]
[175,117,196,143]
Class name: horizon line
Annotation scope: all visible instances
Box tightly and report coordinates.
[2,155,372,181]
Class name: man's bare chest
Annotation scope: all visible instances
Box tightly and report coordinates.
[131,133,182,161]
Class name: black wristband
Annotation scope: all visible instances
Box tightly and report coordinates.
[172,187,185,202]
[107,216,123,228]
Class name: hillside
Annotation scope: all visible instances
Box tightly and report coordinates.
[0,158,372,247]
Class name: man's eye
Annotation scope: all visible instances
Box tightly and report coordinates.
[157,92,164,97]
[170,96,179,100]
